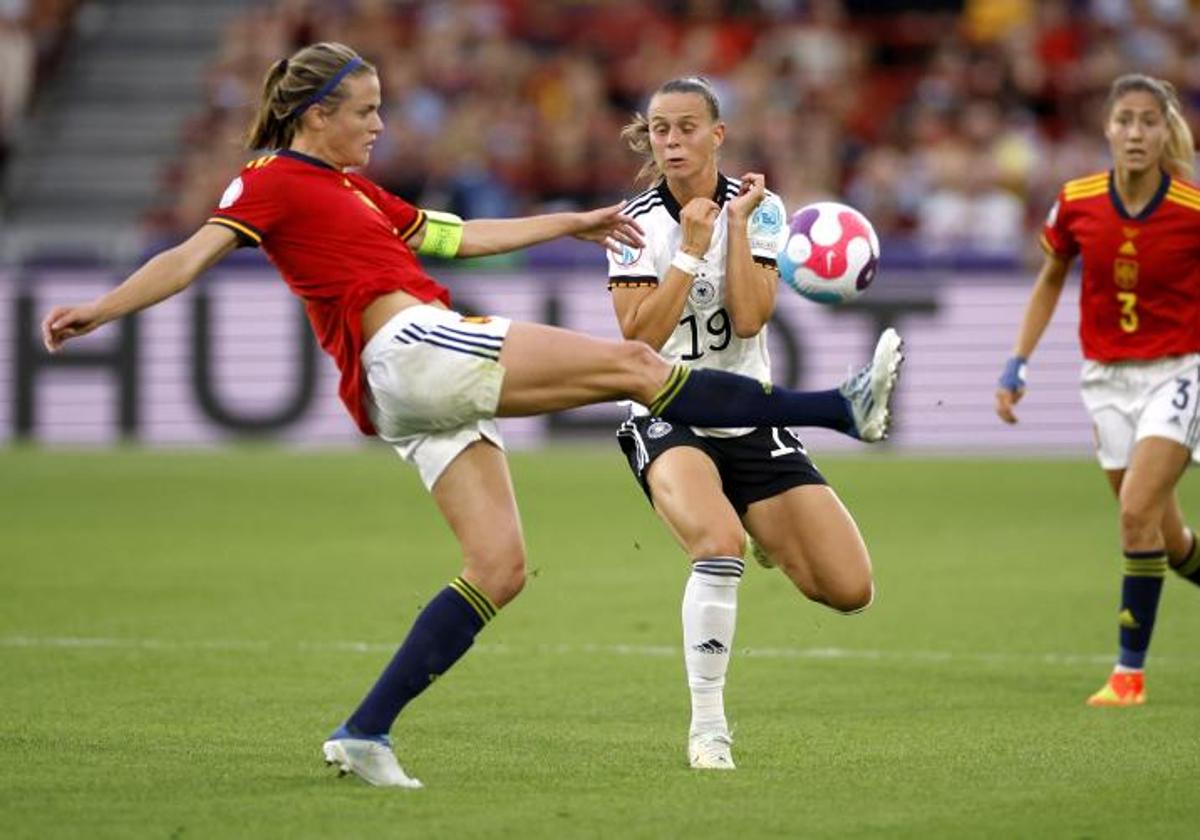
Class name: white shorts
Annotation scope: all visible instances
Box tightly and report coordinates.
[362,305,512,489]
[1080,355,1200,469]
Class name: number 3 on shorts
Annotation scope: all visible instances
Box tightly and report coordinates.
[1117,291,1138,333]
[1174,378,1191,410]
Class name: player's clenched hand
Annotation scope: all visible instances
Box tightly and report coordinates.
[995,387,1024,424]
[680,197,719,257]
[42,303,105,352]
[573,201,646,252]
[727,172,766,221]
[995,355,1028,424]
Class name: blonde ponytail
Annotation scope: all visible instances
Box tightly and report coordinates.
[245,42,375,151]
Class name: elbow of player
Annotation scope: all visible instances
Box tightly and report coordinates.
[730,315,764,340]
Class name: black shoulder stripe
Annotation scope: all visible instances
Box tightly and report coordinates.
[624,191,661,216]
[628,199,664,220]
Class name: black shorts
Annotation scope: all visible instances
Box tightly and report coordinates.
[616,416,827,515]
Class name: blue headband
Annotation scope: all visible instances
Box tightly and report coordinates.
[288,57,365,120]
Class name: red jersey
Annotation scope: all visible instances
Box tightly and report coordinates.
[207,150,449,435]
[1041,169,1200,362]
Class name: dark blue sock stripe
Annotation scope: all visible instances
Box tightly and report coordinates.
[693,556,745,579]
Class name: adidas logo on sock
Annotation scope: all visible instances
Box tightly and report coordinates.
[692,638,728,655]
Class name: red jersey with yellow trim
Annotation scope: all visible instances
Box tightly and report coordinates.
[1041,169,1200,362]
[207,150,447,435]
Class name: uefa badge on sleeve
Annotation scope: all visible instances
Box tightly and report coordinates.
[615,243,642,267]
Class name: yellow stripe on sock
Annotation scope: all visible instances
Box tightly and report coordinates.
[1124,558,1167,578]
[455,576,498,620]
[448,579,492,622]
[449,577,497,622]
[648,366,691,416]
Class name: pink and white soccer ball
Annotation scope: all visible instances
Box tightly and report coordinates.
[778,202,880,304]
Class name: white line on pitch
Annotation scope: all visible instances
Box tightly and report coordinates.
[2,634,1196,668]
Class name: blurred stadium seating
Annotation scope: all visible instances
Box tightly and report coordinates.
[4,0,1199,263]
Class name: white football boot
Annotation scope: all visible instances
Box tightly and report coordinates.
[323,733,423,789]
[688,730,736,770]
[839,327,904,442]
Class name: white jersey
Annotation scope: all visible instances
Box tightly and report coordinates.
[607,174,790,435]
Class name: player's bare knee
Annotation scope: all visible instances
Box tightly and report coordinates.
[829,581,875,615]
[465,547,526,607]
[1119,505,1160,547]
[691,532,745,562]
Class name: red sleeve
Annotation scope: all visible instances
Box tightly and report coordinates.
[348,175,426,241]
[207,158,288,247]
[1039,188,1077,259]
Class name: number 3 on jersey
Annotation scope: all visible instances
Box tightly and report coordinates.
[1117,291,1138,333]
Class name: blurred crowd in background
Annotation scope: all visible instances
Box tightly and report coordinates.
[0,0,78,171]
[6,0,1200,265]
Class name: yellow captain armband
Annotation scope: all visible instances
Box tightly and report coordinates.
[416,209,464,258]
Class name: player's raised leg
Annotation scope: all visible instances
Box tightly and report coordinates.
[743,486,874,614]
[644,447,746,770]
[325,440,524,786]
[497,321,903,439]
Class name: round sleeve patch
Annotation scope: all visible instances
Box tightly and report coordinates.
[613,242,644,267]
[218,176,244,209]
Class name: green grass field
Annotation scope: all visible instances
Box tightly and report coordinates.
[2,447,1199,838]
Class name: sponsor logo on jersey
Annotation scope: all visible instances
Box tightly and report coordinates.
[218,176,244,209]
[688,278,717,306]
[646,420,673,439]
[460,315,493,324]
[614,243,643,267]
[1045,199,1060,227]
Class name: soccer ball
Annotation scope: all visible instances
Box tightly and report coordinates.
[778,202,880,304]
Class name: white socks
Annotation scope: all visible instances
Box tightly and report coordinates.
[682,557,744,735]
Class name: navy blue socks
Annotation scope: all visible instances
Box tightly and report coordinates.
[1116,551,1167,669]
[344,576,496,737]
[649,366,854,433]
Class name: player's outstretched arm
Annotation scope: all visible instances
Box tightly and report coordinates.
[43,224,238,352]
[456,201,645,258]
[995,253,1071,424]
